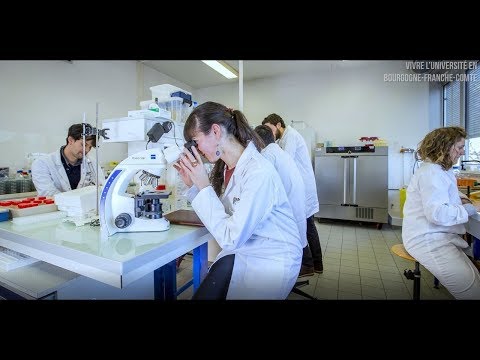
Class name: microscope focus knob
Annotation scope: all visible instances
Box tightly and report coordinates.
[115,213,132,229]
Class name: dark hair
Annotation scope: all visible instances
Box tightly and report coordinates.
[184,101,263,196]
[417,126,466,170]
[254,125,275,146]
[262,113,286,128]
[66,123,96,147]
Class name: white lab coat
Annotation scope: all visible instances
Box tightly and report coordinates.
[186,142,302,299]
[278,125,319,217]
[31,148,104,197]
[261,143,307,248]
[402,162,480,299]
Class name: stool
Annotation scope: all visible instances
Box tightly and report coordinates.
[391,244,421,300]
[291,280,317,300]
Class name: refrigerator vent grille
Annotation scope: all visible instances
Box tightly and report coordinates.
[356,207,374,219]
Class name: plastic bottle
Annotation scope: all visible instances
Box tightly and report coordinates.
[148,97,160,113]
[399,187,407,218]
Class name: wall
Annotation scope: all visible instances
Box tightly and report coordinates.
[0,60,435,191]
[0,61,193,176]
[194,61,432,189]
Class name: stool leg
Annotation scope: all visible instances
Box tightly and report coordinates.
[413,261,421,300]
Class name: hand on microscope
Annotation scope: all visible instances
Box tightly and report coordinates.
[174,146,210,190]
[173,157,193,187]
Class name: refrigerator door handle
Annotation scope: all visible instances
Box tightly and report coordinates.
[342,157,348,205]
[352,156,358,205]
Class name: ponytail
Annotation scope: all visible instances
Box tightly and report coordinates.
[184,101,264,196]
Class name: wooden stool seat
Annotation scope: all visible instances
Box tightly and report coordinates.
[391,244,416,262]
[391,243,421,300]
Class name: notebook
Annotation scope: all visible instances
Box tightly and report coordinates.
[165,209,204,227]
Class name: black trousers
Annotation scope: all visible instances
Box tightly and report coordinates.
[192,254,235,300]
[302,215,323,267]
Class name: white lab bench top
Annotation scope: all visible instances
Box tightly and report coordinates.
[0,218,211,289]
[466,213,480,239]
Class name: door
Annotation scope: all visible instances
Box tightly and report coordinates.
[353,155,388,208]
[315,155,344,206]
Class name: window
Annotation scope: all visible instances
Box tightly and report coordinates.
[442,61,480,167]
[443,80,461,127]
[466,65,480,161]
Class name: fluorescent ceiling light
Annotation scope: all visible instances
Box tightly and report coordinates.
[201,60,238,79]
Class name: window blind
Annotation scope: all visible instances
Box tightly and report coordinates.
[466,65,480,138]
[443,80,461,127]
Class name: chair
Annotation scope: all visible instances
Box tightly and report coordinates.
[290,279,318,300]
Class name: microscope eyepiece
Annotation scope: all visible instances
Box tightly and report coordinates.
[184,140,197,155]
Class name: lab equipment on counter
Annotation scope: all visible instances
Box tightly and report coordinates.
[184,139,197,156]
[99,145,183,236]
[460,159,480,171]
[0,196,56,218]
[0,209,8,222]
[147,121,173,143]
[314,145,389,224]
[54,186,99,226]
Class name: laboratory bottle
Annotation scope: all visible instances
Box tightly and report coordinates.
[149,98,160,112]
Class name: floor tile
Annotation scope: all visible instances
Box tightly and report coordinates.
[177,221,460,301]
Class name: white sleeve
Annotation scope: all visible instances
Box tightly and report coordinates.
[31,158,62,197]
[419,171,469,226]
[282,136,297,158]
[185,185,200,203]
[192,169,277,251]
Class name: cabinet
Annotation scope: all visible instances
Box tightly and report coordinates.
[314,146,388,224]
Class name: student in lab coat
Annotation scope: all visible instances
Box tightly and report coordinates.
[32,123,104,196]
[173,102,302,300]
[402,126,480,299]
[254,124,308,261]
[262,114,323,276]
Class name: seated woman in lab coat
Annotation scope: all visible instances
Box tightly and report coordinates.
[402,126,480,299]
[32,123,104,196]
[173,101,302,300]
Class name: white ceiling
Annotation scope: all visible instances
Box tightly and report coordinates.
[140,60,379,89]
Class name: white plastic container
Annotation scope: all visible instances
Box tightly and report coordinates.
[102,117,157,142]
[150,84,192,101]
[128,109,172,120]
[156,96,193,123]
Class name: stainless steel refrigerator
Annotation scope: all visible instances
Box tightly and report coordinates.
[314,146,388,224]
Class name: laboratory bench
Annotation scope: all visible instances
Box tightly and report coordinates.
[0,218,211,300]
[0,261,79,300]
[0,191,37,201]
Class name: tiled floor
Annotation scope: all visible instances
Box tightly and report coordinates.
[175,219,454,300]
